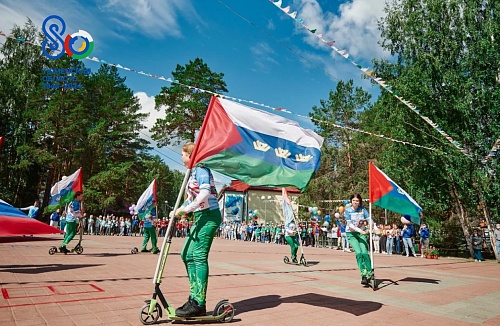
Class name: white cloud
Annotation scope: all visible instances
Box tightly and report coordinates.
[135,91,160,138]
[293,0,390,60]
[99,0,203,39]
[250,42,279,73]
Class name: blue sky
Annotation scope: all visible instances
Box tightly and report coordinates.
[0,0,390,188]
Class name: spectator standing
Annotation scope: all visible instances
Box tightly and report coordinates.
[87,214,94,235]
[340,220,350,252]
[402,223,417,257]
[372,228,380,253]
[419,222,430,258]
[60,211,66,232]
[50,209,60,228]
[471,229,484,262]
[386,225,395,255]
[331,224,339,249]
[494,224,500,262]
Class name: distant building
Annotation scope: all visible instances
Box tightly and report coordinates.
[218,180,301,225]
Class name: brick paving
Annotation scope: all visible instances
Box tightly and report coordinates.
[0,234,499,325]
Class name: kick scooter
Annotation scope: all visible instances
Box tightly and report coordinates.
[49,219,84,255]
[283,234,308,266]
[139,172,235,324]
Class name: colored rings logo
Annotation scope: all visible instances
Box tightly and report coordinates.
[42,15,94,60]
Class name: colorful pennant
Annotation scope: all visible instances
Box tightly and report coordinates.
[269,0,471,158]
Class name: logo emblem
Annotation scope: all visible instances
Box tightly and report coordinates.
[42,15,94,60]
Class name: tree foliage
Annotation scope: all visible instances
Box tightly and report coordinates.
[0,21,185,220]
[151,58,228,147]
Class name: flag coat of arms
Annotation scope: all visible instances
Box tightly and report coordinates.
[369,162,422,224]
[135,179,157,220]
[48,168,83,211]
[189,97,324,191]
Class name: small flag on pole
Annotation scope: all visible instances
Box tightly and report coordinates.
[369,162,422,224]
[47,168,83,212]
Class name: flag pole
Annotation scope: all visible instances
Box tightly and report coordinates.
[369,201,377,290]
[152,169,191,284]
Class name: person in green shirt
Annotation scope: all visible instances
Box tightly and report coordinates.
[255,225,261,242]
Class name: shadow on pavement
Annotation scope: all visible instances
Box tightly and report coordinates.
[398,277,440,284]
[0,263,104,274]
[234,293,382,316]
[374,276,440,290]
[0,236,57,243]
[86,253,136,257]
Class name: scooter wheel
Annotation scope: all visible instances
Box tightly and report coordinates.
[283,256,290,264]
[75,245,84,255]
[49,246,57,255]
[300,256,308,267]
[215,301,234,323]
[139,300,162,325]
[131,247,138,254]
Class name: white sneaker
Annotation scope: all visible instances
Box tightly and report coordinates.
[475,259,478,262]
[478,260,482,262]
[406,254,409,257]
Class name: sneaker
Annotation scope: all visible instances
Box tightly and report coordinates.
[141,248,150,253]
[60,246,70,254]
[406,254,409,257]
[176,297,193,313]
[151,248,160,254]
[292,258,298,264]
[176,299,206,317]
[361,276,368,286]
[474,259,478,262]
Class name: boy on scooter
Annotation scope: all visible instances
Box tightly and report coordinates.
[60,191,84,253]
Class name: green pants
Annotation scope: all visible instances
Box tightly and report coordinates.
[285,235,299,259]
[181,209,221,306]
[346,232,372,277]
[61,221,77,247]
[142,227,158,251]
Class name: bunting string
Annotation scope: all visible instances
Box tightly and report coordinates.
[269,0,471,158]
[0,31,435,152]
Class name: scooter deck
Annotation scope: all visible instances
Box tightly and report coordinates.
[168,314,227,321]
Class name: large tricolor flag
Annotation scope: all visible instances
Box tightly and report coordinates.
[189,97,324,191]
[369,162,422,224]
[282,188,296,228]
[47,168,83,212]
[0,199,63,236]
[135,179,157,220]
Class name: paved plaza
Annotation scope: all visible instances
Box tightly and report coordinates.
[0,234,499,325]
